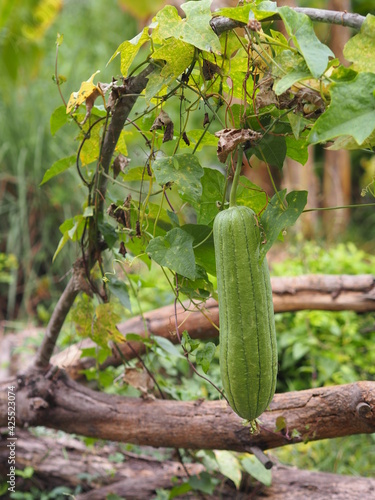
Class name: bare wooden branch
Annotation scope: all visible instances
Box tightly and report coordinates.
[0,428,202,496]
[211,7,365,35]
[3,373,374,452]
[3,428,375,499]
[50,274,375,378]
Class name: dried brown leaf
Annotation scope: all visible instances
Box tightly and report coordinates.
[215,128,262,163]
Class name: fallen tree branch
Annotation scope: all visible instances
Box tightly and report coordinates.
[50,274,375,378]
[0,428,202,496]
[3,428,375,499]
[3,374,374,452]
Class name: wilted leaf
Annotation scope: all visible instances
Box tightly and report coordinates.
[215,128,262,163]
[146,228,196,279]
[66,70,103,114]
[113,154,130,179]
[123,366,154,394]
[150,109,174,142]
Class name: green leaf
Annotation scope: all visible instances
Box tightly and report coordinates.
[80,123,102,166]
[179,129,219,151]
[236,177,268,214]
[50,105,69,135]
[154,0,221,54]
[214,450,242,489]
[181,224,216,276]
[272,50,311,95]
[153,335,184,358]
[153,153,204,204]
[40,154,76,185]
[285,135,308,165]
[260,190,308,259]
[343,15,375,73]
[152,38,195,78]
[93,303,124,348]
[275,415,287,432]
[288,112,311,140]
[108,278,131,312]
[255,135,286,170]
[53,214,86,261]
[98,221,118,249]
[189,472,217,495]
[241,456,272,486]
[215,1,277,23]
[309,72,375,146]
[182,330,201,353]
[169,482,192,499]
[195,168,225,225]
[196,342,216,374]
[108,27,150,76]
[278,7,334,78]
[146,228,196,279]
[71,294,94,339]
[145,67,171,102]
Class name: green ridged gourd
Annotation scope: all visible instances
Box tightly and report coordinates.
[213,206,278,421]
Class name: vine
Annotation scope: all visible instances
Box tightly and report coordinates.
[38,2,375,404]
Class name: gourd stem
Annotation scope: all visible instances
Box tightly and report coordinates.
[229,147,243,208]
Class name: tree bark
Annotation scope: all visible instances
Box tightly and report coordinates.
[0,428,203,496]
[49,274,375,378]
[2,372,374,452]
[211,9,365,34]
[3,428,375,499]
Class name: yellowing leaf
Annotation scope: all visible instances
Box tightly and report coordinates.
[66,71,102,114]
[108,27,150,77]
[152,38,195,78]
[153,0,221,55]
[343,14,375,73]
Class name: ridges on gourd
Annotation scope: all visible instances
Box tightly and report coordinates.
[213,205,277,421]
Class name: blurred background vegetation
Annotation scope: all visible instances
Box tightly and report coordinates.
[1,0,375,494]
